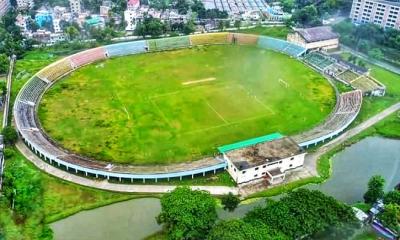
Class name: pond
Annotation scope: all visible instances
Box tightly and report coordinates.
[51,137,400,240]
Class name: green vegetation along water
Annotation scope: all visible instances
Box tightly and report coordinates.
[51,136,400,240]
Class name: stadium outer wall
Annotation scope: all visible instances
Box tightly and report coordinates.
[13,33,361,183]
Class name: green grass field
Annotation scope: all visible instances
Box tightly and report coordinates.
[39,45,335,165]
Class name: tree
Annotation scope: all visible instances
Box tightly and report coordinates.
[378,204,400,233]
[207,219,288,240]
[2,126,18,145]
[157,187,217,240]
[218,20,224,31]
[234,20,241,30]
[0,54,9,74]
[221,192,240,212]
[291,5,321,27]
[364,175,385,204]
[175,0,190,14]
[134,17,166,38]
[244,189,359,239]
[2,157,43,218]
[367,48,384,60]
[65,26,80,40]
[183,20,195,35]
[384,191,400,205]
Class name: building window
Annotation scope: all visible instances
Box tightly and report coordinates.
[254,174,258,178]
[262,172,266,175]
[255,167,259,170]
[263,165,266,168]
[242,171,246,174]
[290,157,294,161]
[289,164,293,167]
[234,168,236,172]
[279,161,282,164]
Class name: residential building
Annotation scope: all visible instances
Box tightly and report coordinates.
[69,0,81,14]
[127,0,140,10]
[35,9,53,28]
[53,18,62,33]
[287,26,340,50]
[219,133,306,185]
[15,14,30,32]
[350,0,400,29]
[16,0,34,10]
[0,0,10,17]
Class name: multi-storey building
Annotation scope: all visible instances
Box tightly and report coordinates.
[350,0,400,29]
[0,0,10,17]
[16,0,34,10]
[69,0,81,14]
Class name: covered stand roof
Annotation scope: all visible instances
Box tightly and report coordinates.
[296,26,339,43]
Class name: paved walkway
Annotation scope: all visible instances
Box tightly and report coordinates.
[304,102,400,175]
[15,141,238,195]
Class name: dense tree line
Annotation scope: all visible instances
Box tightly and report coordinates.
[333,20,400,63]
[0,152,53,239]
[0,10,33,57]
[157,187,358,239]
[134,16,195,38]
[284,0,352,27]
[364,175,400,235]
[149,0,227,19]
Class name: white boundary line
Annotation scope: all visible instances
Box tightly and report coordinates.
[206,100,228,124]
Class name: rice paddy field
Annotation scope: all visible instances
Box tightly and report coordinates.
[38,45,335,165]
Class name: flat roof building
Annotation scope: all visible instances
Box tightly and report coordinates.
[350,0,400,30]
[0,0,10,17]
[287,26,339,50]
[220,133,306,184]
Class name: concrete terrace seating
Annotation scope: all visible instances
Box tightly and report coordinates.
[189,33,233,46]
[14,33,364,182]
[351,76,381,93]
[293,90,362,147]
[18,77,48,103]
[257,36,306,57]
[105,40,148,57]
[147,36,190,51]
[15,102,37,129]
[233,33,259,45]
[70,47,107,67]
[337,70,360,83]
[37,58,73,81]
[304,52,334,70]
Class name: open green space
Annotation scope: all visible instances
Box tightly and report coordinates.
[39,45,335,165]
[233,26,291,39]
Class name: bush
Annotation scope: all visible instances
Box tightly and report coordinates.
[221,192,240,212]
[3,148,15,158]
[2,126,18,145]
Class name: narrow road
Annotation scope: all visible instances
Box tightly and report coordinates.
[3,56,15,128]
[304,102,400,175]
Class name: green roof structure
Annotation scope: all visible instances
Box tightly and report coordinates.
[217,132,284,153]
